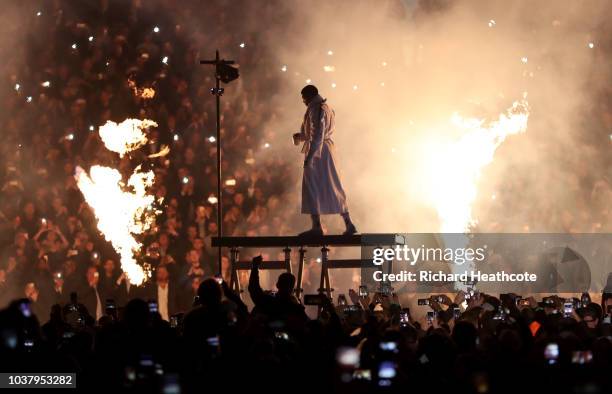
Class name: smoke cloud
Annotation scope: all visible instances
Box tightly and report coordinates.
[259,0,611,234]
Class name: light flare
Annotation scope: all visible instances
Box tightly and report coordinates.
[98,119,157,157]
[75,165,157,285]
[423,99,530,233]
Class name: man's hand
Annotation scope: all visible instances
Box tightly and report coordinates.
[252,255,263,269]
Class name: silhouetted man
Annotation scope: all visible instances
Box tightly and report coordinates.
[293,85,357,236]
[248,255,307,322]
[146,265,179,321]
[81,266,103,321]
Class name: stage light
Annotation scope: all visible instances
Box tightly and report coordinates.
[162,56,169,64]
[26,96,32,103]
[71,43,77,49]
[173,134,179,141]
[217,63,239,83]
[89,125,95,131]
[225,179,236,186]
[239,42,245,48]
[42,81,50,87]
[153,26,160,33]
[88,36,94,42]
[207,195,218,204]
[208,136,216,143]
[14,83,20,91]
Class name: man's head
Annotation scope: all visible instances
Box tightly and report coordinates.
[197,278,222,306]
[583,303,602,329]
[301,85,319,106]
[186,249,200,266]
[86,266,99,287]
[156,266,169,284]
[24,282,39,301]
[276,272,296,296]
[103,259,115,274]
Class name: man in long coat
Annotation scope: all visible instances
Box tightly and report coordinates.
[293,85,357,236]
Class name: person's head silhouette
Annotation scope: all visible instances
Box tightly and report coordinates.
[301,85,318,105]
[276,272,296,297]
[197,278,223,306]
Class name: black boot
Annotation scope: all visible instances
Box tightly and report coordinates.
[298,215,324,237]
[341,212,358,235]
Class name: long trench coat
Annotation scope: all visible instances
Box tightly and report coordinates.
[298,95,348,215]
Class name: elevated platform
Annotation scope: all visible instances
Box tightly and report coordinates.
[215,234,403,301]
[212,233,404,248]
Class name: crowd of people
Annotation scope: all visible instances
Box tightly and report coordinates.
[0,0,305,312]
[1,255,612,393]
[0,0,611,392]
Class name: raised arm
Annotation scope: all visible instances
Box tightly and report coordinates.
[248,255,266,306]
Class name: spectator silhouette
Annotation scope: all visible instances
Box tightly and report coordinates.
[248,255,307,327]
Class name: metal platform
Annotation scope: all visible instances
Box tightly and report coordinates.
[215,234,403,300]
[212,233,404,248]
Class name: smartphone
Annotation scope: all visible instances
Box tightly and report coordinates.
[380,341,398,352]
[453,307,461,319]
[19,300,32,318]
[580,292,591,308]
[304,294,324,306]
[380,282,392,296]
[563,301,574,317]
[358,285,368,297]
[274,331,290,341]
[518,299,531,307]
[105,299,116,310]
[353,369,372,381]
[378,361,397,379]
[148,300,158,313]
[571,350,593,364]
[400,310,410,325]
[544,343,559,364]
[170,316,178,328]
[207,336,220,347]
[417,298,430,306]
[338,294,347,306]
[426,311,435,323]
[214,275,223,284]
[336,347,359,367]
